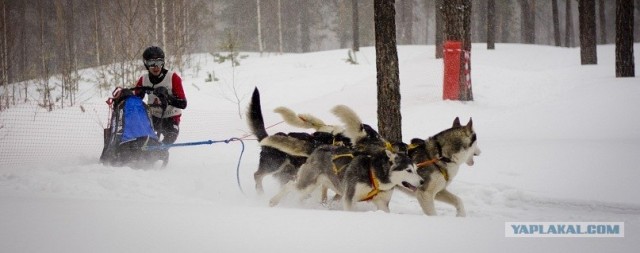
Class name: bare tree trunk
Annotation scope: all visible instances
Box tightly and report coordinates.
[399,0,413,44]
[38,1,52,111]
[300,0,311,52]
[487,0,496,49]
[374,0,402,143]
[154,0,158,43]
[21,0,28,102]
[68,0,77,107]
[566,0,575,47]
[337,0,349,49]
[172,1,180,70]
[162,0,166,48]
[54,0,66,109]
[1,0,7,110]
[598,0,606,44]
[183,1,190,65]
[435,0,444,58]
[552,0,561,46]
[257,0,263,54]
[278,0,283,54]
[579,0,598,64]
[2,0,7,87]
[615,0,635,77]
[94,0,102,66]
[520,0,535,44]
[352,0,360,51]
[424,0,430,44]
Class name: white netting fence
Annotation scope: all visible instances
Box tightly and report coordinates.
[0,99,250,169]
[0,101,108,168]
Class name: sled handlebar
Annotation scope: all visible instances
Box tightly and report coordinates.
[128,86,156,94]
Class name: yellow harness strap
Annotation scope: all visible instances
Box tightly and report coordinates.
[384,141,394,151]
[360,169,380,202]
[407,143,420,150]
[439,167,449,182]
[416,158,449,182]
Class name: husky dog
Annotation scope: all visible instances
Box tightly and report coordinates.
[407,117,481,217]
[258,104,374,203]
[268,145,423,212]
[264,105,423,212]
[247,88,352,194]
[247,88,308,193]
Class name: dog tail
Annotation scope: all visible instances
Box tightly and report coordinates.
[274,106,344,134]
[260,135,313,157]
[247,87,269,141]
[273,106,326,130]
[331,105,366,143]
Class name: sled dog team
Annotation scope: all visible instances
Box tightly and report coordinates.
[247,88,481,217]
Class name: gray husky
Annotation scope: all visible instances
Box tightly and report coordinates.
[264,105,424,212]
[407,117,481,217]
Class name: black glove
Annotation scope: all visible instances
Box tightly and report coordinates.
[153,87,170,98]
[153,87,187,109]
[159,95,169,110]
[168,96,187,109]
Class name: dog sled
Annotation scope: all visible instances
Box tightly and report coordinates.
[99,87,169,168]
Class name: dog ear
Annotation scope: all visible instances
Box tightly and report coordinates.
[452,117,461,128]
[384,149,396,160]
[466,117,473,130]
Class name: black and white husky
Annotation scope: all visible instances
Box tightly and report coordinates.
[407,117,481,217]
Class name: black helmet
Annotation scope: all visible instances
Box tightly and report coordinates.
[143,46,165,60]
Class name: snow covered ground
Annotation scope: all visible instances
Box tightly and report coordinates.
[1,43,639,252]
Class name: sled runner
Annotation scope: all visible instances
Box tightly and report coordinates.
[100,87,169,168]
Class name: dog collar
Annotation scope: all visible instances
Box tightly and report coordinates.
[360,168,380,202]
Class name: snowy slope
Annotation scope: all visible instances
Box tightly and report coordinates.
[1,43,639,252]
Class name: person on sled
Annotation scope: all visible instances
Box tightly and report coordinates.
[134,46,187,144]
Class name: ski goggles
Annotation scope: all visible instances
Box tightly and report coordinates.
[144,58,165,67]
